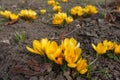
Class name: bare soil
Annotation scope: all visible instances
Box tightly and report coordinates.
[0,0,120,80]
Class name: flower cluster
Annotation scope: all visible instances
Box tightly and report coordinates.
[52,12,73,25]
[40,9,46,15]
[83,5,98,15]
[70,6,83,17]
[47,0,73,26]
[47,0,56,6]
[53,5,62,12]
[0,10,19,21]
[19,9,37,20]
[0,9,37,21]
[92,40,120,55]
[70,5,98,17]
[48,0,62,12]
[61,0,68,3]
[26,38,88,74]
[0,1,98,28]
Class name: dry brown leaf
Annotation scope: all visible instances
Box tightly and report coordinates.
[63,70,72,80]
[10,64,40,76]
[26,59,40,71]
[59,32,65,42]
[105,13,115,22]
[4,19,19,25]
[10,59,51,76]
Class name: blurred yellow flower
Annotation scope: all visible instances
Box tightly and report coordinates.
[61,37,80,50]
[76,58,88,74]
[40,38,50,53]
[47,0,55,5]
[10,13,19,20]
[0,10,19,21]
[70,6,83,16]
[26,38,50,55]
[52,1,59,6]
[40,9,46,14]
[52,12,73,25]
[0,10,11,19]
[61,38,81,68]
[61,0,68,2]
[46,41,58,59]
[114,44,120,54]
[48,0,59,6]
[83,5,98,15]
[45,41,63,65]
[118,6,120,11]
[52,12,67,25]
[64,47,82,68]
[19,9,37,20]
[53,5,62,12]
[26,40,44,55]
[92,43,107,54]
[65,16,73,24]
[103,40,116,50]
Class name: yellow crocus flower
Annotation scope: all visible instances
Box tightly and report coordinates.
[53,5,62,12]
[48,0,59,6]
[45,41,58,59]
[40,9,46,15]
[40,38,50,53]
[76,58,88,74]
[114,44,120,54]
[65,16,73,24]
[103,40,116,50]
[52,12,67,25]
[83,5,98,15]
[47,0,55,5]
[26,40,44,55]
[19,9,28,17]
[92,43,107,54]
[64,47,82,68]
[26,38,50,55]
[52,1,59,6]
[70,6,83,16]
[61,0,68,2]
[27,9,37,19]
[45,41,63,65]
[52,12,73,25]
[0,10,11,19]
[10,13,19,20]
[54,47,63,65]
[61,37,80,50]
[19,9,37,20]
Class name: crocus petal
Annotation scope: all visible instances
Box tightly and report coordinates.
[33,40,41,50]
[26,46,40,54]
[54,57,63,65]
[74,47,81,61]
[33,40,45,55]
[79,69,88,74]
[114,45,120,54]
[70,38,77,45]
[68,63,77,68]
[91,43,96,51]
[76,58,88,74]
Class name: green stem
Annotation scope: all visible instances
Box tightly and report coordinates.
[60,62,68,71]
[44,55,50,63]
[89,54,99,65]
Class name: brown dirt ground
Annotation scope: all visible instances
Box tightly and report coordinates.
[0,0,120,80]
